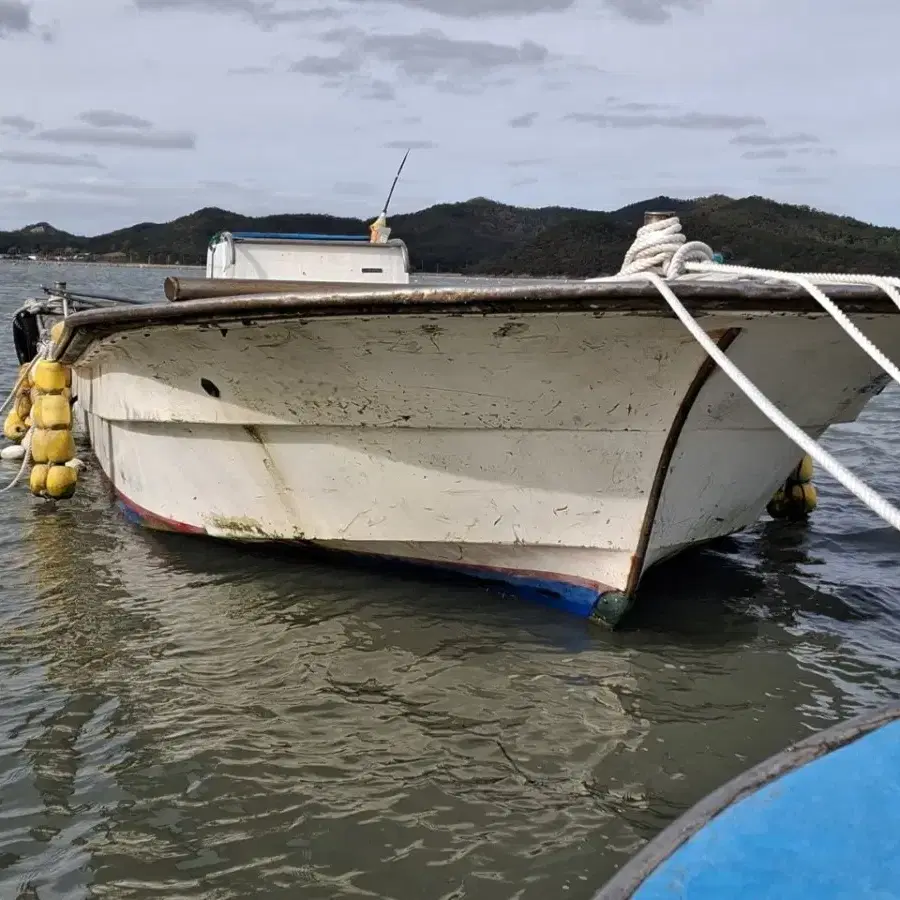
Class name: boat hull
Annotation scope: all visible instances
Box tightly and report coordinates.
[593,703,900,898]
[69,306,897,624]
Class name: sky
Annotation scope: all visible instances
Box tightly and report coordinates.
[0,0,898,234]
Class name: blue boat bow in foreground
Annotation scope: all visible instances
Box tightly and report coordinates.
[594,703,900,899]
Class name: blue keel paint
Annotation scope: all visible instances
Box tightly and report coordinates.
[287,542,622,621]
[594,704,900,899]
[114,491,631,624]
[382,557,608,618]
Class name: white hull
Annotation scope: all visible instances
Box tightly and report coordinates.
[70,308,896,623]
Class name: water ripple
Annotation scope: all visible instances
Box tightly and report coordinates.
[1,263,900,897]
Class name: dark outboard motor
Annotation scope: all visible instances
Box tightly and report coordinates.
[12,309,41,364]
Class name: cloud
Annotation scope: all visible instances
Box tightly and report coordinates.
[27,177,262,200]
[565,110,765,130]
[735,135,834,161]
[602,0,706,24]
[345,0,576,16]
[511,177,539,187]
[606,98,672,112]
[22,179,138,198]
[0,150,105,169]
[343,0,703,23]
[731,132,820,147]
[303,24,590,98]
[322,27,550,85]
[383,140,436,149]
[361,79,396,101]
[288,54,397,100]
[132,0,703,28]
[289,54,359,77]
[775,165,806,174]
[741,149,789,159]
[36,126,196,150]
[3,0,896,236]
[0,114,36,132]
[132,0,339,27]
[253,3,338,24]
[228,65,270,75]
[333,180,376,196]
[509,112,538,128]
[760,174,827,186]
[0,0,30,37]
[78,110,154,130]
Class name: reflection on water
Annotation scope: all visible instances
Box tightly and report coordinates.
[1,262,900,898]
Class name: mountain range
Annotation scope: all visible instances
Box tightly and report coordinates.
[3,194,900,277]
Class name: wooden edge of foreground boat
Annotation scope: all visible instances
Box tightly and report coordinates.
[53,278,900,364]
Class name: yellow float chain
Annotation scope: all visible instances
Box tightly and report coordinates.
[2,322,79,500]
[29,357,77,499]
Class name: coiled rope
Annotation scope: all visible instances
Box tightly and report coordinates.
[586,216,900,530]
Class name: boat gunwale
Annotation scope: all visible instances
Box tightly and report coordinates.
[51,279,900,364]
[591,701,900,899]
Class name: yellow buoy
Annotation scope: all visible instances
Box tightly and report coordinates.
[3,409,27,443]
[18,362,33,388]
[14,391,31,421]
[795,455,814,484]
[766,488,786,519]
[31,428,75,464]
[32,360,67,393]
[768,455,818,521]
[32,394,72,429]
[50,321,66,345]
[29,463,49,496]
[45,464,77,499]
[789,481,818,513]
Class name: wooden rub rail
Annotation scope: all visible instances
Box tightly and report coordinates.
[52,278,900,367]
[160,276,900,309]
[164,277,404,302]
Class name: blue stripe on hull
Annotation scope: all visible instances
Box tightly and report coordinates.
[114,492,627,622]
[329,546,606,618]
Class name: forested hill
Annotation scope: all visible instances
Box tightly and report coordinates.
[3,194,899,277]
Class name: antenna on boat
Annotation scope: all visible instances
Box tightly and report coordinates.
[369,148,410,244]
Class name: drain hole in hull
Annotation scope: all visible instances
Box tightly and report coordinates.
[200,378,220,398]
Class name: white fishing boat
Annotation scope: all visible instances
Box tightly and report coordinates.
[6,209,900,627]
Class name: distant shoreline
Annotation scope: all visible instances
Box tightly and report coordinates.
[0,259,204,270]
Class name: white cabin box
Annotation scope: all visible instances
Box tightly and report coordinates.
[206,231,411,284]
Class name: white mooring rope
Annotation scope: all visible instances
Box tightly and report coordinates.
[0,427,32,494]
[0,345,46,419]
[587,215,900,531]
